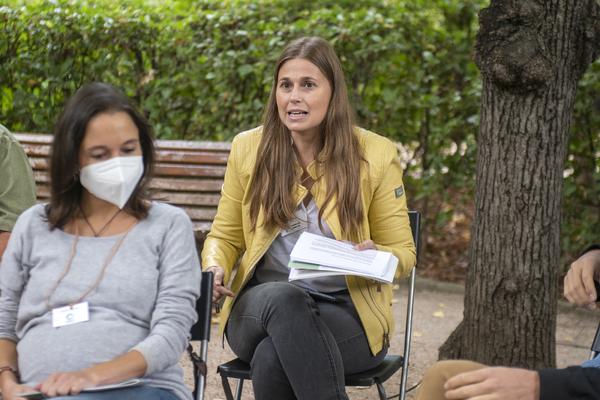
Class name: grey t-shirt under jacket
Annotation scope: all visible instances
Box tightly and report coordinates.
[0,202,201,400]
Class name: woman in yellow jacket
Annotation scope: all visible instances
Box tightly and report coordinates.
[202,36,416,400]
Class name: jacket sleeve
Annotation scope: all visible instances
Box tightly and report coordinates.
[539,366,600,399]
[0,129,37,232]
[367,145,416,279]
[201,135,246,284]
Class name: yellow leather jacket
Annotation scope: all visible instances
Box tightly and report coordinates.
[202,126,416,355]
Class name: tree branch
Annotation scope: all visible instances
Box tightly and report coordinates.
[474,0,552,94]
[582,0,600,65]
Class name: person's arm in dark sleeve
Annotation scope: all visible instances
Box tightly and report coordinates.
[539,366,600,399]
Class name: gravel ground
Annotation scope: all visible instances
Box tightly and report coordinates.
[182,278,598,400]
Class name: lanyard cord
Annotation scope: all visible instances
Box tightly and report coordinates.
[45,222,136,311]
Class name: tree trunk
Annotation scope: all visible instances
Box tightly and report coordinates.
[439,0,600,368]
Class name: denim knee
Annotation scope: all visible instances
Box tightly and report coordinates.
[259,282,316,317]
[250,336,282,377]
[260,282,308,302]
[250,336,295,399]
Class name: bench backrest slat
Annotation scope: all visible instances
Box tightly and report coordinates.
[21,144,229,165]
[15,133,229,239]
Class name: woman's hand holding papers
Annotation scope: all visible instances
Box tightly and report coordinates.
[289,234,398,283]
[353,240,376,251]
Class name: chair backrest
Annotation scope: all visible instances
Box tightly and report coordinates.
[191,271,214,342]
[588,281,600,359]
[591,318,600,359]
[408,211,420,264]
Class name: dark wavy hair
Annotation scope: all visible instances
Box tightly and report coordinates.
[46,82,155,229]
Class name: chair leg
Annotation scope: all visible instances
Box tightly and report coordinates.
[220,375,235,400]
[235,379,245,400]
[376,382,387,400]
[196,374,205,400]
[399,266,417,400]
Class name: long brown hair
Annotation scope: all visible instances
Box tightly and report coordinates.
[249,37,364,240]
[47,82,155,229]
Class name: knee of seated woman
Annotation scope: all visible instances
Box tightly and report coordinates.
[257,282,316,310]
[251,337,280,367]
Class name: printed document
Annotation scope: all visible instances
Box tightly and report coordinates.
[288,232,398,283]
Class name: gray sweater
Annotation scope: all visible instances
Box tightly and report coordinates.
[0,202,201,400]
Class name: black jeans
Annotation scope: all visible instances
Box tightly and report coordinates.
[225,282,388,400]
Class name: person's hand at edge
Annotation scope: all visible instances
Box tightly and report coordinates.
[564,249,600,309]
[444,366,540,400]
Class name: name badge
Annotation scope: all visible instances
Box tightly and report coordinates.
[52,302,89,328]
[281,217,307,237]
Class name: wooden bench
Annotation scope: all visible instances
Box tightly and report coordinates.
[15,133,231,248]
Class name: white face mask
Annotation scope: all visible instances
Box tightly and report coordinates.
[79,156,144,209]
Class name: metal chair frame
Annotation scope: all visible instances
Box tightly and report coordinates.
[217,211,421,400]
[188,271,214,400]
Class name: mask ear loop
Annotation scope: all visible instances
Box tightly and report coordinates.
[56,171,80,196]
[64,171,80,191]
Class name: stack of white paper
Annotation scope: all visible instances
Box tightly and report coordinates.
[19,379,142,399]
[288,232,398,283]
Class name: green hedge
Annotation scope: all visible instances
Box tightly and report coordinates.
[1,0,598,267]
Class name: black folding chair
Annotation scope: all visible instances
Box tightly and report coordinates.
[188,271,214,400]
[592,325,600,360]
[588,281,600,360]
[217,211,421,400]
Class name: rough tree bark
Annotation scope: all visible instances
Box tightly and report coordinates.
[439,0,600,368]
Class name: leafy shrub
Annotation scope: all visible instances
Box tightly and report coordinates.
[0,0,597,271]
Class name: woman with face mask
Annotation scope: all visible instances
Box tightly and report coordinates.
[0,83,201,400]
[203,37,416,399]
